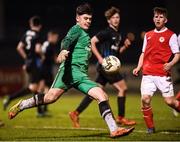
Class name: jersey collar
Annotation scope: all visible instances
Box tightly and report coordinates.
[154,27,168,33]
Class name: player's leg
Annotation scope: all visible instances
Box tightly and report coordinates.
[172,91,180,116]
[113,79,136,125]
[36,80,47,117]
[8,68,67,119]
[164,96,180,112]
[8,88,65,119]
[156,76,180,113]
[76,76,134,138]
[88,87,134,137]
[3,87,32,110]
[69,95,93,128]
[3,69,39,110]
[141,75,156,134]
[162,90,180,114]
[175,91,180,100]
[68,72,105,128]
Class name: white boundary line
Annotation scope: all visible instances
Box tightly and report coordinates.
[13,126,180,135]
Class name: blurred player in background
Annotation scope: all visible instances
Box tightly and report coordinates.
[3,16,44,116]
[69,6,136,128]
[37,30,59,116]
[133,7,180,133]
[8,3,134,138]
[173,33,180,117]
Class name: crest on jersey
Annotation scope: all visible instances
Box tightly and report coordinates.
[159,37,165,43]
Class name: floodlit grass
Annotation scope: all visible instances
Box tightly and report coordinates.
[0,91,180,141]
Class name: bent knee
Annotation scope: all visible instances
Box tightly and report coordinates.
[164,98,175,106]
[88,87,108,102]
[44,89,64,104]
[141,95,151,106]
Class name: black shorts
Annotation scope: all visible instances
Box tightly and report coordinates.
[95,65,123,86]
[25,59,42,83]
[27,66,42,83]
[41,65,53,87]
[41,71,53,87]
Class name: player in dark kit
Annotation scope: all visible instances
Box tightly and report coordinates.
[69,7,136,128]
[41,30,59,92]
[37,30,59,116]
[3,16,43,112]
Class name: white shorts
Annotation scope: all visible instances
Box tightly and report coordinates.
[141,75,174,97]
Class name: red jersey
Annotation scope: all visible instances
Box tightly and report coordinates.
[142,28,179,76]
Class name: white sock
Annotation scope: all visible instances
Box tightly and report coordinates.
[104,113,118,132]
[19,97,35,110]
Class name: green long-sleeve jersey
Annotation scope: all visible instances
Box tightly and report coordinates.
[60,24,92,73]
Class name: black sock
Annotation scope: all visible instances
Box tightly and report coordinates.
[76,95,93,114]
[98,101,118,132]
[99,101,111,117]
[117,96,126,117]
[9,87,32,101]
[37,105,48,114]
[37,106,44,114]
[33,93,45,106]
[44,105,48,112]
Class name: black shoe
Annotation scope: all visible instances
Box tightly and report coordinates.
[147,128,155,134]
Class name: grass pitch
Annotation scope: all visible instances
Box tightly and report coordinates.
[0,91,180,141]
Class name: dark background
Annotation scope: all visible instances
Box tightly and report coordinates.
[0,0,180,66]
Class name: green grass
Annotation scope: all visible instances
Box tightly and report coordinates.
[0,91,180,141]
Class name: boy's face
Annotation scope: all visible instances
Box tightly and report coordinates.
[76,14,92,30]
[108,13,120,29]
[48,33,59,44]
[153,12,167,30]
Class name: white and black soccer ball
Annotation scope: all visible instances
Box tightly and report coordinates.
[102,55,121,73]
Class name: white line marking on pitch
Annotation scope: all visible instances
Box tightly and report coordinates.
[14,126,180,135]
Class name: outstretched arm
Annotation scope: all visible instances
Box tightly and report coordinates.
[91,36,103,64]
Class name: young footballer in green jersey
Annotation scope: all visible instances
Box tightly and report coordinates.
[8,3,134,138]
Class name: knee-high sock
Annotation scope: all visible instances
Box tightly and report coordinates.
[76,95,93,114]
[9,87,32,101]
[142,107,154,129]
[19,93,45,110]
[99,101,118,132]
[117,96,126,117]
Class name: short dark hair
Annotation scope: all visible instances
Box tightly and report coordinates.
[76,3,92,15]
[29,16,42,27]
[153,7,168,18]
[48,30,59,35]
[105,7,120,20]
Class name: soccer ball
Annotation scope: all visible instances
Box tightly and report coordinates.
[102,55,121,73]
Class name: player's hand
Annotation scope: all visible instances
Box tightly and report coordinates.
[57,50,69,63]
[133,67,140,76]
[22,64,26,71]
[98,58,103,65]
[124,38,131,48]
[163,63,173,71]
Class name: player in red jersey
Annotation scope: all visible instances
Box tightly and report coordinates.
[173,33,180,117]
[133,7,180,133]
